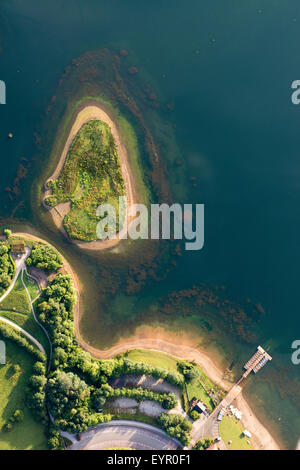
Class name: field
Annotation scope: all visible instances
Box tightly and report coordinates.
[0,337,47,450]
[126,349,180,371]
[0,273,31,315]
[0,311,49,354]
[23,272,40,300]
[219,415,252,450]
[46,119,125,241]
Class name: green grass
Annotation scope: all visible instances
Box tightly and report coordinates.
[46,119,125,242]
[0,336,47,450]
[186,380,215,412]
[219,415,252,450]
[126,349,180,372]
[0,273,31,315]
[23,272,40,300]
[109,410,157,427]
[0,311,49,355]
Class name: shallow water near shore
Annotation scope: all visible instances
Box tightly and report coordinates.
[0,0,300,449]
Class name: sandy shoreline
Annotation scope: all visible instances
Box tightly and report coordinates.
[43,101,137,251]
[74,325,281,450]
[12,231,281,450]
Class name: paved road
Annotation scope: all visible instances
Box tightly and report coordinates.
[69,420,181,451]
[189,384,242,447]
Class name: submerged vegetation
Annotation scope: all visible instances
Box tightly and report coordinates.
[45,119,125,241]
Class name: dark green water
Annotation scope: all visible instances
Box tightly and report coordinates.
[0,0,299,448]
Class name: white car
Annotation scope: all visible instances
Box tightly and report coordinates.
[217,407,226,421]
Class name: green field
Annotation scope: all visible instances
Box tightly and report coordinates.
[186,380,215,412]
[0,337,47,450]
[46,119,125,241]
[0,273,31,315]
[23,272,40,300]
[0,311,49,354]
[126,349,181,371]
[219,415,252,450]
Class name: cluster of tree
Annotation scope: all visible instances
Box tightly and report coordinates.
[27,360,48,424]
[47,424,64,450]
[189,410,201,421]
[192,438,214,450]
[0,323,46,362]
[37,273,78,365]
[177,361,199,383]
[2,409,24,432]
[97,383,177,410]
[3,228,12,239]
[44,196,58,207]
[46,370,111,433]
[157,413,192,446]
[35,273,102,379]
[0,243,15,295]
[26,243,63,272]
[100,358,184,387]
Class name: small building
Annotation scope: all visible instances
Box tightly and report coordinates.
[193,400,206,414]
[10,240,26,255]
[242,430,252,438]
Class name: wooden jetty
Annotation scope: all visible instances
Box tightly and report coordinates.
[243,346,272,378]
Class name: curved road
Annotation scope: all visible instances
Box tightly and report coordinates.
[69,420,182,451]
[0,315,45,354]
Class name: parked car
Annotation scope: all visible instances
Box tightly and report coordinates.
[217,407,226,421]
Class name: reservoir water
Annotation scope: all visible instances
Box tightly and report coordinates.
[0,0,299,448]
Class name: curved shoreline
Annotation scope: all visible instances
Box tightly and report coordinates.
[12,232,281,450]
[43,101,137,251]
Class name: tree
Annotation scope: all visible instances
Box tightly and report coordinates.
[189,410,200,421]
[193,438,214,450]
[3,229,12,239]
[26,243,63,272]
